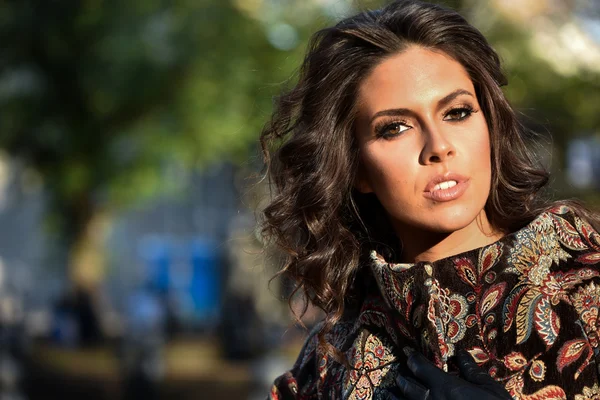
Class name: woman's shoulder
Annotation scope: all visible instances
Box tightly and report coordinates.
[268,323,323,400]
[541,202,598,226]
[511,202,599,266]
[268,318,362,399]
[522,202,598,244]
[542,202,598,249]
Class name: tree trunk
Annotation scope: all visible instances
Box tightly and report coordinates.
[68,208,111,291]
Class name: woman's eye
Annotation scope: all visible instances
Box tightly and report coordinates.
[444,107,472,121]
[377,122,411,139]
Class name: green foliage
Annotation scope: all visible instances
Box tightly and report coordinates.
[484,20,600,149]
[0,0,320,238]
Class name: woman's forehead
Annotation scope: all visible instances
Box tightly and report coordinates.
[357,47,475,115]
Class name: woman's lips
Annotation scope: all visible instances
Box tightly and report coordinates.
[423,174,470,202]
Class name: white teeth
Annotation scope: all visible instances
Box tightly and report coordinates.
[433,180,457,191]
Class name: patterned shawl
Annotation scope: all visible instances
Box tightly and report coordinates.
[269,205,600,400]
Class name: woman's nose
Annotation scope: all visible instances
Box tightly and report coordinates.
[420,125,456,164]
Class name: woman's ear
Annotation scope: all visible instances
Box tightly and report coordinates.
[354,163,373,194]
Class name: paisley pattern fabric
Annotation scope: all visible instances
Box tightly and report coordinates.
[269,206,600,399]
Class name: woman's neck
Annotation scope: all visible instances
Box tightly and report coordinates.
[396,211,505,264]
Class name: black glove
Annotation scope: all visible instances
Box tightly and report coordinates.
[394,347,512,400]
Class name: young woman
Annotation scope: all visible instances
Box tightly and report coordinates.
[260,1,600,399]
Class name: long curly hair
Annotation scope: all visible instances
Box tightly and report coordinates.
[259,0,597,354]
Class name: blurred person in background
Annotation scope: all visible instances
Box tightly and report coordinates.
[118,279,166,400]
[260,0,600,399]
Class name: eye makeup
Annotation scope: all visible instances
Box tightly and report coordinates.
[374,119,412,140]
[372,101,480,140]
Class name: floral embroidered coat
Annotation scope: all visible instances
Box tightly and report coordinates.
[269,206,600,400]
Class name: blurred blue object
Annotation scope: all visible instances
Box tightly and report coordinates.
[189,238,220,322]
[138,236,171,293]
[137,235,221,328]
[125,289,165,337]
[567,136,600,189]
[51,310,79,347]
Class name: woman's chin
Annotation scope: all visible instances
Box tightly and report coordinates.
[416,210,485,235]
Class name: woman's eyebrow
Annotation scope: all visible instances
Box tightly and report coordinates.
[369,107,414,124]
[368,88,474,125]
[437,88,473,110]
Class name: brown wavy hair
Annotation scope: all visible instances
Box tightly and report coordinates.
[259,0,598,354]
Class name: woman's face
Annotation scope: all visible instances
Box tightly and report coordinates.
[354,46,493,246]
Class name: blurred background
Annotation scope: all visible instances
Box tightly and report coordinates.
[0,0,598,399]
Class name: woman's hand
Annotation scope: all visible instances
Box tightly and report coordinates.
[393,348,512,400]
